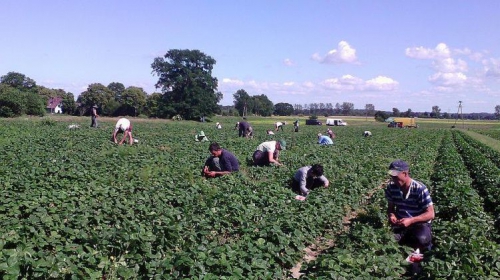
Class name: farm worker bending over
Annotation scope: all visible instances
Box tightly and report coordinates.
[238,120,251,137]
[246,126,254,139]
[364,131,372,137]
[90,105,99,128]
[385,159,434,253]
[195,131,209,142]
[202,142,239,178]
[291,164,329,197]
[252,140,286,166]
[266,129,275,135]
[112,118,134,145]
[215,122,222,129]
[275,121,286,131]
[293,120,299,132]
[317,133,334,145]
[326,128,335,139]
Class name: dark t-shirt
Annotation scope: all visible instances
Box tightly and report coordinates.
[219,149,240,172]
[239,121,250,131]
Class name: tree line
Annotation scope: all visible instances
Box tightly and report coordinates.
[1,48,500,120]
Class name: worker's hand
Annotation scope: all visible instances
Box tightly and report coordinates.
[389,214,398,225]
[396,218,413,227]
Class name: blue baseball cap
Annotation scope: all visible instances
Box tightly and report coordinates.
[388,159,409,176]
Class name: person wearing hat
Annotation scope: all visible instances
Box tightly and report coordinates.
[112,118,134,145]
[252,139,286,166]
[202,142,239,178]
[385,159,435,252]
[291,164,330,197]
[363,131,372,137]
[90,105,99,128]
[195,131,209,142]
[317,133,334,145]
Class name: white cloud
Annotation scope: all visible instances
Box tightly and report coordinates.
[429,72,467,86]
[222,78,244,86]
[283,81,295,86]
[432,58,468,73]
[363,76,399,91]
[483,58,500,78]
[320,74,398,92]
[405,43,451,59]
[312,41,358,64]
[283,58,294,66]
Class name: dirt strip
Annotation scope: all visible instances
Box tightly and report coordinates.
[289,181,388,278]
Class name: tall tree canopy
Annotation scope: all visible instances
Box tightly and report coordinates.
[151,49,222,120]
[233,89,252,116]
[274,102,294,116]
[0,72,37,91]
[77,83,114,115]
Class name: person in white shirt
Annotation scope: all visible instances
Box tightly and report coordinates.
[215,122,222,129]
[364,131,372,137]
[112,118,134,145]
[275,121,286,131]
[252,140,286,166]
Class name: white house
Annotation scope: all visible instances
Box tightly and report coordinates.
[47,97,63,114]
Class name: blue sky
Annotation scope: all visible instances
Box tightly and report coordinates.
[1,1,499,113]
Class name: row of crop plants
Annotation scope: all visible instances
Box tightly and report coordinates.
[0,121,415,278]
[474,129,500,142]
[453,131,500,233]
[299,129,444,278]
[423,131,500,278]
[0,121,452,278]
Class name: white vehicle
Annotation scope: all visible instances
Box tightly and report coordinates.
[326,119,347,126]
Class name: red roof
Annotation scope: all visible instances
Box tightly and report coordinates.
[47,97,63,109]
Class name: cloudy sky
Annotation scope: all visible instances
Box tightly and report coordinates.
[1,1,499,113]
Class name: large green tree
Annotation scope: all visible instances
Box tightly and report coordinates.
[252,94,274,116]
[274,102,294,116]
[1,72,37,92]
[120,86,147,116]
[77,83,114,115]
[108,82,126,102]
[233,89,253,116]
[151,49,222,120]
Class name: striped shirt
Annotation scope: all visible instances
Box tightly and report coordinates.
[385,179,433,222]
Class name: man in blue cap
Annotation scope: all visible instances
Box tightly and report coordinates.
[385,159,435,253]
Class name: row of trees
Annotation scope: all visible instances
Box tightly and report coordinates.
[2,48,500,120]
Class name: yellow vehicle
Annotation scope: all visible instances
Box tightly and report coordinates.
[387,117,418,128]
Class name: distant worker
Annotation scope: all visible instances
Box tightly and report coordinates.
[202,142,239,178]
[252,139,286,166]
[234,122,240,130]
[267,129,275,135]
[90,105,99,128]
[112,118,134,145]
[326,128,336,139]
[293,119,299,132]
[317,133,334,145]
[291,164,330,197]
[275,121,286,131]
[364,131,372,137]
[195,131,209,142]
[215,122,222,129]
[238,120,250,137]
[246,126,254,139]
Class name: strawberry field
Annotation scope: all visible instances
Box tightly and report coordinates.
[0,117,499,279]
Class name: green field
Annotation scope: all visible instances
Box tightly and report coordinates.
[1,116,499,279]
